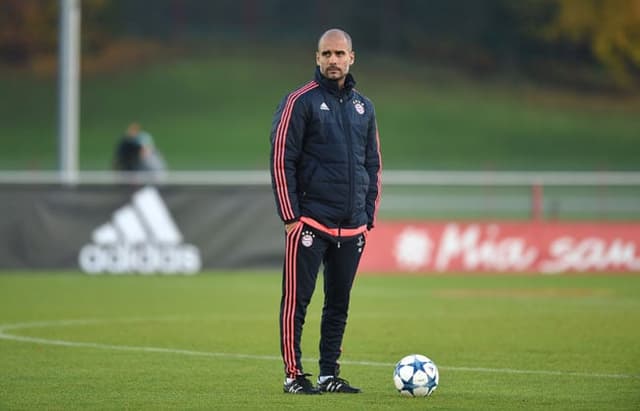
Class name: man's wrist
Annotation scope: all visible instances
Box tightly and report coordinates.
[284,221,299,233]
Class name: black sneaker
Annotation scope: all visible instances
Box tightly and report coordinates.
[283,373,321,394]
[317,376,361,393]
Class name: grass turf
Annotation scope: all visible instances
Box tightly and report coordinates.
[0,272,639,410]
[1,52,639,171]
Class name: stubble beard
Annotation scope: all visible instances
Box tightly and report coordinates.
[324,67,345,81]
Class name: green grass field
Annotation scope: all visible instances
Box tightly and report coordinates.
[1,51,639,171]
[1,272,638,410]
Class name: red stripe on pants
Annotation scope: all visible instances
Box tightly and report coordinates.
[282,223,303,377]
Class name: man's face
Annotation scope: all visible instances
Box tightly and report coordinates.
[316,34,354,83]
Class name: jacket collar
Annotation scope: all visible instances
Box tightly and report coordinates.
[314,66,356,97]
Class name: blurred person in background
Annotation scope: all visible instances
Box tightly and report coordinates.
[113,122,166,173]
[270,28,382,395]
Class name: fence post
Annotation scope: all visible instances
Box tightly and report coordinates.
[531,183,543,221]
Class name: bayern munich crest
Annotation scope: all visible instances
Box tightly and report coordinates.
[353,99,365,115]
[301,230,315,247]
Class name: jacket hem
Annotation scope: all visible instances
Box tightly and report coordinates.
[299,216,367,237]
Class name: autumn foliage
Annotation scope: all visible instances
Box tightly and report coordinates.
[1,0,638,89]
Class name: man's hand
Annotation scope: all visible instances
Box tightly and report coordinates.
[285,222,298,233]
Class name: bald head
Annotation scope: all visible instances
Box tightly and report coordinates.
[315,28,355,87]
[317,29,352,52]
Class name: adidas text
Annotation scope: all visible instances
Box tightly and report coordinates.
[79,243,200,275]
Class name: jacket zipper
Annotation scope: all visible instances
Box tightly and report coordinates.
[339,96,355,221]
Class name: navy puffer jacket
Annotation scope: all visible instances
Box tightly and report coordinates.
[270,67,381,232]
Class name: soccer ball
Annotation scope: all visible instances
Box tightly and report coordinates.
[393,354,439,397]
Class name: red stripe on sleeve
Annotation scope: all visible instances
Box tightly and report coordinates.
[273,82,318,221]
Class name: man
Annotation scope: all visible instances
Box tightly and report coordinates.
[113,122,166,173]
[113,123,145,171]
[269,28,382,395]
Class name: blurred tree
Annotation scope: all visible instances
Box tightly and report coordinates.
[0,0,111,67]
[543,0,640,87]
[2,0,637,91]
[0,0,57,65]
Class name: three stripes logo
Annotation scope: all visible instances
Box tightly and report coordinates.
[78,186,201,275]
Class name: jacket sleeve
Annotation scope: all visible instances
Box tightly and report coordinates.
[270,94,306,223]
[365,105,382,230]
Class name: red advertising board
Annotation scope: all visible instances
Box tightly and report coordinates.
[361,222,640,274]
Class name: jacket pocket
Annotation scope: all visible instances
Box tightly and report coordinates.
[300,161,319,188]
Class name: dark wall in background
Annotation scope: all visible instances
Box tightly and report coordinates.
[0,184,283,272]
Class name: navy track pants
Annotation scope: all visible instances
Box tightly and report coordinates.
[279,222,366,378]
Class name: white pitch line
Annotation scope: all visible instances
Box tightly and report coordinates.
[1,319,638,380]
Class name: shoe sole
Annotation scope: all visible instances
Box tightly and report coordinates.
[283,390,322,395]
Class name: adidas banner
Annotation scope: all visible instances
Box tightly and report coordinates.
[0,184,283,274]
